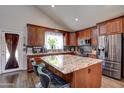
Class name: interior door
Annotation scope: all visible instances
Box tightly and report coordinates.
[1,32,22,73]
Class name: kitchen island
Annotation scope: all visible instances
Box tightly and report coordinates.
[27,51,75,71]
[41,54,102,88]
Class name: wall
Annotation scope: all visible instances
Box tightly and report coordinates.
[0,5,68,71]
[0,5,68,32]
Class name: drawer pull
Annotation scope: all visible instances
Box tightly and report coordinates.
[88,69,91,74]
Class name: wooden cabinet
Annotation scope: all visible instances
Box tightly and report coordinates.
[71,63,102,88]
[64,32,78,46]
[36,27,45,46]
[98,22,107,35]
[77,28,92,46]
[64,32,70,46]
[27,26,37,46]
[77,31,82,40]
[27,25,44,46]
[70,32,77,46]
[27,52,75,72]
[78,28,91,39]
[98,17,123,35]
[91,26,99,46]
[85,29,91,38]
[107,18,123,34]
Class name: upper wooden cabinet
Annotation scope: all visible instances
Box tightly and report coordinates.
[98,17,123,35]
[85,29,91,38]
[91,26,99,38]
[91,27,99,46]
[69,32,77,46]
[27,25,44,46]
[78,28,91,39]
[98,22,107,35]
[64,32,70,46]
[107,18,123,34]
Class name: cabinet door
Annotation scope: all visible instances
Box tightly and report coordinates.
[27,26,37,46]
[36,28,44,46]
[107,18,123,34]
[92,27,99,38]
[64,32,70,46]
[70,33,76,46]
[27,25,45,46]
[85,29,91,38]
[91,27,99,46]
[91,38,97,46]
[80,31,84,39]
[99,23,107,35]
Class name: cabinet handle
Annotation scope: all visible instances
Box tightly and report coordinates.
[88,69,91,74]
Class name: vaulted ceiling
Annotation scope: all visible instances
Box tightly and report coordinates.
[36,5,124,32]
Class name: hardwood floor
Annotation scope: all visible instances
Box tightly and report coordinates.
[0,70,124,88]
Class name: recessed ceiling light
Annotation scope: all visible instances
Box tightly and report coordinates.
[75,18,79,21]
[51,5,55,8]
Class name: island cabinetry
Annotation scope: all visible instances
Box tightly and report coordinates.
[27,52,75,72]
[41,55,102,88]
[71,63,102,88]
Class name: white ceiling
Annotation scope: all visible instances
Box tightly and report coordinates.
[36,5,124,32]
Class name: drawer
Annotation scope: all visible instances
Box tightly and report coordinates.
[102,61,121,70]
[102,68,121,79]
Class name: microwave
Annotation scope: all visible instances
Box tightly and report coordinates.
[79,39,91,45]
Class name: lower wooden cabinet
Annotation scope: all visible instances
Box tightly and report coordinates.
[71,63,102,88]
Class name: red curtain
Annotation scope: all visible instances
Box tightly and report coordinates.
[5,33,19,70]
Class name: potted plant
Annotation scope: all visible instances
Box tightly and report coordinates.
[48,37,57,49]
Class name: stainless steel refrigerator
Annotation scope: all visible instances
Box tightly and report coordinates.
[97,34,124,79]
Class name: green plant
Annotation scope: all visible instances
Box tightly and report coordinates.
[48,37,57,49]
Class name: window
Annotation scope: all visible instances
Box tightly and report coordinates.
[45,31,64,49]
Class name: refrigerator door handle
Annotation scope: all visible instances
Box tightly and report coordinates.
[105,36,109,59]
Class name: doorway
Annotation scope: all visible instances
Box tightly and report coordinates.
[1,31,23,74]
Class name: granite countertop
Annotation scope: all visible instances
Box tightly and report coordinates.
[27,51,74,56]
[41,54,102,74]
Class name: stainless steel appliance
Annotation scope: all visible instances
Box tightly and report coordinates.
[97,34,124,79]
[32,47,45,53]
[79,38,91,46]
